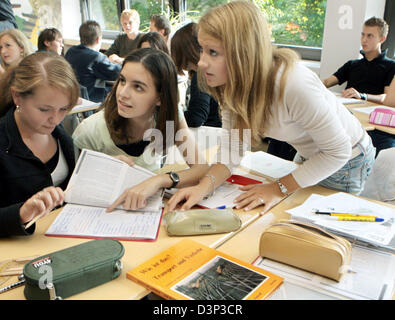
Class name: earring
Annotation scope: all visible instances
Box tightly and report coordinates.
[16,105,21,113]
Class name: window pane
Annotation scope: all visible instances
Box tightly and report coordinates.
[186,0,229,21]
[129,0,166,30]
[88,0,120,31]
[256,0,327,48]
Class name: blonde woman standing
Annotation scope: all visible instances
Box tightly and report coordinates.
[0,29,33,73]
[168,1,375,213]
[0,52,80,236]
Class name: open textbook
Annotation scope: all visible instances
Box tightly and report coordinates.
[46,149,164,241]
[65,149,163,211]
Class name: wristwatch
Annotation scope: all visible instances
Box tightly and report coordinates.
[166,171,180,189]
[275,179,290,196]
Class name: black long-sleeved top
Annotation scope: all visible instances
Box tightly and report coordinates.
[184,72,222,128]
[0,108,75,237]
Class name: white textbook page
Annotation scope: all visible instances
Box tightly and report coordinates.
[46,204,162,240]
[65,149,128,207]
[65,149,163,211]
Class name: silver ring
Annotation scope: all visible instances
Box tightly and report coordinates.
[258,197,264,205]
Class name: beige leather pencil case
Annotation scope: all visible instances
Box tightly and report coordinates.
[259,220,352,281]
[163,208,242,236]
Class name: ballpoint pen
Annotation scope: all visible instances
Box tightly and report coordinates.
[323,216,384,222]
[0,274,25,294]
[313,210,380,219]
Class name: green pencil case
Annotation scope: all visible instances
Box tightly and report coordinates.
[23,239,124,300]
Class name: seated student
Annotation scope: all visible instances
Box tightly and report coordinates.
[72,48,209,211]
[65,20,121,103]
[0,29,34,74]
[383,76,395,107]
[322,17,395,156]
[0,52,80,237]
[136,32,169,54]
[0,0,17,33]
[106,9,144,65]
[149,14,171,49]
[168,1,375,213]
[37,27,64,55]
[171,22,221,128]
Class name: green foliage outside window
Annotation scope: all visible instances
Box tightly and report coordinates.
[97,0,326,48]
[254,0,327,47]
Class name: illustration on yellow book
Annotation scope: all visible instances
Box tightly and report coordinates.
[127,239,283,300]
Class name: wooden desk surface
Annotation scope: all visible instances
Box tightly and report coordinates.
[0,201,261,300]
[347,102,395,135]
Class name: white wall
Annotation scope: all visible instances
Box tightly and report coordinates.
[61,0,81,40]
[320,0,386,92]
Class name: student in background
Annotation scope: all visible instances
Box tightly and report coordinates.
[106,9,143,65]
[383,76,395,107]
[37,27,64,55]
[0,0,17,33]
[72,48,209,211]
[65,20,121,103]
[322,17,395,156]
[171,22,221,128]
[168,1,375,213]
[0,52,80,237]
[149,14,171,48]
[136,31,169,54]
[0,29,33,74]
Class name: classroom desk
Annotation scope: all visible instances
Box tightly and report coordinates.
[347,102,395,135]
[216,185,395,299]
[217,185,335,263]
[0,200,262,300]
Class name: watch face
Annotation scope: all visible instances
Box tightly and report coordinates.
[170,172,180,182]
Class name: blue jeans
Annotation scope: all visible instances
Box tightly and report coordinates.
[318,138,376,195]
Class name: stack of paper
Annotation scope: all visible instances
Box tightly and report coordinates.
[286,192,395,248]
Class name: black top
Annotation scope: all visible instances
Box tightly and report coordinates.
[116,140,150,157]
[0,0,17,28]
[333,50,395,94]
[184,72,222,128]
[105,33,145,58]
[65,44,121,103]
[0,107,75,237]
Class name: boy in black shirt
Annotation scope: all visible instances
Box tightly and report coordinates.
[323,17,395,156]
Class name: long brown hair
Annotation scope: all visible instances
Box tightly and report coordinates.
[198,1,298,144]
[103,48,179,150]
[0,52,80,118]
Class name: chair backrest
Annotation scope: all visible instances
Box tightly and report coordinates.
[360,147,395,204]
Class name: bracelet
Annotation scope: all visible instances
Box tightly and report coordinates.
[360,93,367,101]
[201,174,215,199]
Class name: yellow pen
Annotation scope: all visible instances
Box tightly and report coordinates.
[330,216,384,222]
[313,210,378,219]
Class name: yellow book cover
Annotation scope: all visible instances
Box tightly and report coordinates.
[127,239,283,300]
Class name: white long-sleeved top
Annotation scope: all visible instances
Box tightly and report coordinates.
[221,62,365,188]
